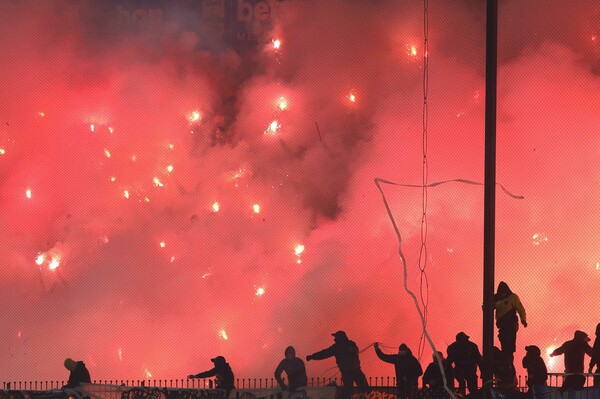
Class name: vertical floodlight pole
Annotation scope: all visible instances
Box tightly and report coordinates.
[482,0,498,392]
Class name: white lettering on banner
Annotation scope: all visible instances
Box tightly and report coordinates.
[237,0,272,22]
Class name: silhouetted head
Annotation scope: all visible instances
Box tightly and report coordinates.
[332,331,348,342]
[525,345,541,357]
[574,330,590,342]
[398,344,411,356]
[496,281,511,296]
[456,332,470,342]
[64,358,77,371]
[285,346,296,359]
[211,356,227,365]
[432,352,444,362]
[596,323,600,336]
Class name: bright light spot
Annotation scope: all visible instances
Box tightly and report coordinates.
[596,262,600,271]
[212,202,220,212]
[144,197,150,203]
[108,127,114,134]
[90,124,95,132]
[272,38,281,49]
[188,110,202,123]
[38,112,45,118]
[26,189,32,199]
[144,369,152,379]
[532,233,549,246]
[110,176,116,182]
[202,269,212,279]
[447,248,454,253]
[253,204,261,213]
[407,44,418,57]
[264,120,280,135]
[101,236,109,244]
[35,254,44,265]
[219,329,228,340]
[48,257,60,270]
[170,256,175,263]
[276,96,288,111]
[160,241,166,248]
[131,154,137,162]
[546,346,558,369]
[123,190,130,199]
[117,348,123,361]
[104,149,111,158]
[294,244,305,256]
[153,177,164,187]
[166,165,174,173]
[0,147,5,155]
[256,287,266,296]
[168,143,174,150]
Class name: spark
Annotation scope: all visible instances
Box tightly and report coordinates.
[101,236,109,244]
[168,143,174,150]
[38,112,45,118]
[144,369,152,379]
[90,124,95,132]
[117,348,123,361]
[188,110,202,123]
[253,204,261,214]
[532,233,549,246]
[272,38,281,49]
[104,149,111,158]
[407,44,418,57]
[110,176,116,182]
[219,329,229,340]
[153,177,164,187]
[123,190,130,199]
[48,257,60,270]
[276,96,288,111]
[256,287,266,296]
[201,269,212,279]
[546,346,558,369]
[166,164,174,173]
[348,91,357,103]
[108,127,114,134]
[170,256,175,263]
[294,244,305,256]
[212,202,220,212]
[144,197,150,203]
[596,262,600,271]
[264,120,280,135]
[35,253,44,266]
[0,147,5,155]
[26,189,32,199]
[160,241,166,248]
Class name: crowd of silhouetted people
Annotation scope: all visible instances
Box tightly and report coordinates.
[61,282,600,399]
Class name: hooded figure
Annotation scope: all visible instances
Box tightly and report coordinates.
[522,345,548,394]
[446,332,481,395]
[63,358,91,388]
[589,323,600,386]
[275,346,308,392]
[550,331,593,391]
[188,356,235,398]
[422,352,453,391]
[374,342,422,399]
[306,331,370,399]
[494,282,527,357]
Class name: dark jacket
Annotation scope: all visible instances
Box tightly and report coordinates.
[551,332,593,373]
[375,344,423,386]
[310,338,362,373]
[590,323,600,372]
[274,357,308,391]
[193,362,235,391]
[423,358,454,388]
[522,346,548,386]
[65,361,91,388]
[447,339,481,372]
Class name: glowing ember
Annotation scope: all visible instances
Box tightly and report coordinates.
[110,176,116,182]
[264,120,280,135]
[0,147,5,155]
[596,262,600,271]
[159,241,166,248]
[170,255,175,263]
[104,149,111,158]
[276,96,288,111]
[123,190,130,199]
[153,177,164,187]
[117,348,123,361]
[256,287,265,296]
[407,44,418,57]
[25,189,32,199]
[168,143,174,150]
[188,110,202,123]
[144,369,152,378]
[90,124,95,132]
[212,202,220,212]
[253,204,261,213]
[108,127,114,134]
[166,164,174,173]
[272,38,281,49]
[294,244,305,256]
[348,92,357,103]
[532,233,549,246]
[48,257,60,270]
[35,253,44,266]
[219,329,228,340]
[38,112,45,117]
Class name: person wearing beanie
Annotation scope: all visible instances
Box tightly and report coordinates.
[62,358,91,388]
[274,346,308,393]
[522,345,548,395]
[446,332,481,395]
[188,356,235,398]
[373,342,422,399]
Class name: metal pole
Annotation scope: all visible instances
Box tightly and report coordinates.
[482,0,498,391]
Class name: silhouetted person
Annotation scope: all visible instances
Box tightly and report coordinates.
[494,281,527,360]
[420,351,453,399]
[550,331,593,391]
[63,358,91,388]
[275,346,308,393]
[374,342,422,399]
[492,346,517,390]
[306,331,370,399]
[188,356,235,398]
[589,323,600,386]
[446,332,481,395]
[522,345,548,396]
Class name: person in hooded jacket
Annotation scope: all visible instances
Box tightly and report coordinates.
[494,281,527,361]
[588,323,600,387]
[275,346,308,393]
[306,331,370,399]
[522,345,548,396]
[374,342,423,399]
[550,331,593,391]
[62,358,91,388]
[188,356,235,398]
[446,332,481,395]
